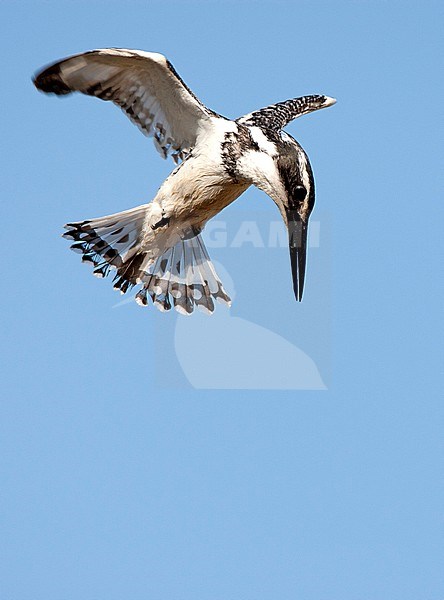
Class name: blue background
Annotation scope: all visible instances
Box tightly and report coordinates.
[1,1,443,598]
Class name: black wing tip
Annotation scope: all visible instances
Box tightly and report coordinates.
[322,95,337,107]
[33,62,71,95]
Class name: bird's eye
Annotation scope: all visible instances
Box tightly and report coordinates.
[293,185,307,201]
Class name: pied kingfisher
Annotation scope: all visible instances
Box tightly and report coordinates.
[34,49,335,315]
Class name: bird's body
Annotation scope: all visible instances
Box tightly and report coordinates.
[34,48,335,314]
[150,119,250,236]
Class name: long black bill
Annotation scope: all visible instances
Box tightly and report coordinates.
[287,211,308,302]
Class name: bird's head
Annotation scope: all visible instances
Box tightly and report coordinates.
[274,133,315,302]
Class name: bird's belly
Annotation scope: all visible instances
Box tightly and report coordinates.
[178,180,249,227]
[160,159,250,229]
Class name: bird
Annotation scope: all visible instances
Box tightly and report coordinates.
[33,48,335,315]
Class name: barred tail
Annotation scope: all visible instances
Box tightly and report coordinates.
[63,207,230,315]
[135,234,231,315]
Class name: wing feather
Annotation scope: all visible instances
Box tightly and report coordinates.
[34,48,219,162]
[237,95,336,131]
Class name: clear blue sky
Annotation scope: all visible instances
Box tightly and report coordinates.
[1,1,443,598]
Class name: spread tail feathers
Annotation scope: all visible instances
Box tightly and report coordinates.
[63,207,231,315]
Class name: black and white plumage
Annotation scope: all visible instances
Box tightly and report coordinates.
[34,48,335,314]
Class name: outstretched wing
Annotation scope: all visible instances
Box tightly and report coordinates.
[237,95,336,131]
[33,48,219,163]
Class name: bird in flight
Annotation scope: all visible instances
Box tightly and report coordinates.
[34,48,335,315]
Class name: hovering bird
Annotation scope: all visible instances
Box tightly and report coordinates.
[34,48,335,315]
